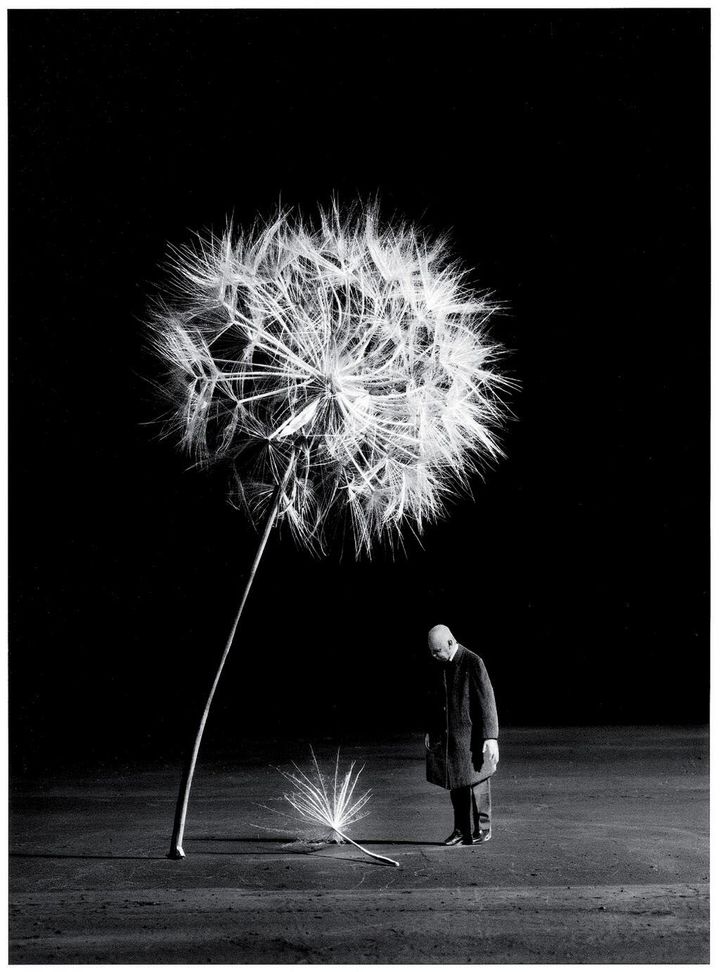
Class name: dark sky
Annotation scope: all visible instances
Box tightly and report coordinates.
[9,9,709,770]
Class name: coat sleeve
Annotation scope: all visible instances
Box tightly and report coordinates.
[469,656,499,742]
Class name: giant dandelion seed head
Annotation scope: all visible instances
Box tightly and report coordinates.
[150,201,513,556]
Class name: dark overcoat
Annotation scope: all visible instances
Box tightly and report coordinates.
[425,645,499,790]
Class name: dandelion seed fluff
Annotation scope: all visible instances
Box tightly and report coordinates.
[265,748,399,866]
[151,202,512,555]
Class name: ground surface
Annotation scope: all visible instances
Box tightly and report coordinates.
[10,726,708,963]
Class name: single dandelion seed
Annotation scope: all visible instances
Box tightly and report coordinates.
[262,748,399,867]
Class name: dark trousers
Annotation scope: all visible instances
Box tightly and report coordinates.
[450,779,491,839]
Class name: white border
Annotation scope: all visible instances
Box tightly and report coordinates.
[2,4,712,972]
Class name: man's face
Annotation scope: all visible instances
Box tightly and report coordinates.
[428,631,455,662]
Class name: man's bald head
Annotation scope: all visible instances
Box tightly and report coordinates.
[428,624,456,662]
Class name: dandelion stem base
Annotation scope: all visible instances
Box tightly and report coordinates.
[167,456,295,860]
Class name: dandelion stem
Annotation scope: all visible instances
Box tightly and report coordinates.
[334,829,400,867]
[168,453,296,860]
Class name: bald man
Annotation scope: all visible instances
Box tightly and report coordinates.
[425,624,499,846]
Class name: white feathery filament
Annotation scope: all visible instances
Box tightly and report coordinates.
[272,749,399,867]
[151,202,513,556]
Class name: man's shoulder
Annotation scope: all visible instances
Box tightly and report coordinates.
[458,645,485,668]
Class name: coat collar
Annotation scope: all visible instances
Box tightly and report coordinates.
[449,644,466,666]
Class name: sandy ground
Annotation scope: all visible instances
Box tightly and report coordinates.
[10,726,708,963]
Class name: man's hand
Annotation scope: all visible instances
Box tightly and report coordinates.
[424,733,430,750]
[483,739,499,765]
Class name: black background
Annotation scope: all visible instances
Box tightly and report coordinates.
[9,10,709,772]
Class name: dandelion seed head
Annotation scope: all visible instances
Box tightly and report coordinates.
[150,201,514,556]
[266,749,372,844]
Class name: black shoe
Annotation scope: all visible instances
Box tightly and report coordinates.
[442,829,464,846]
[472,827,492,844]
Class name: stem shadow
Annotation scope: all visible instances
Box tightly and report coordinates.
[188,836,439,846]
[10,852,167,861]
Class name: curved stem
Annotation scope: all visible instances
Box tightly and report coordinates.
[168,457,295,860]
[334,829,400,867]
